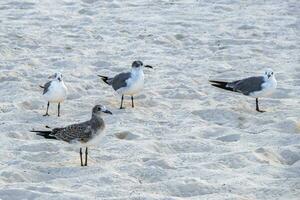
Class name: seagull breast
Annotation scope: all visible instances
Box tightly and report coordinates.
[123,70,145,95]
[44,81,68,103]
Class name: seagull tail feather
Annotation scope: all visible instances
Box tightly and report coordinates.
[209,80,234,92]
[31,130,57,140]
[98,75,112,85]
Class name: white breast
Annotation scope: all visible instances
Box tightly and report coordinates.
[251,77,277,98]
[117,69,144,95]
[44,81,68,103]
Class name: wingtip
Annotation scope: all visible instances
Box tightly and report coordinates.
[209,80,220,84]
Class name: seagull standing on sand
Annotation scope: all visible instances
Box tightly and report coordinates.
[31,105,112,166]
[98,60,153,109]
[40,73,67,117]
[210,68,277,112]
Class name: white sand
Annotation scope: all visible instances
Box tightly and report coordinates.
[0,0,300,199]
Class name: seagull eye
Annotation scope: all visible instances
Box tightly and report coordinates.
[271,72,273,75]
[98,107,101,111]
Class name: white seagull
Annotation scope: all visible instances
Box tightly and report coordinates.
[98,60,153,109]
[210,68,277,112]
[40,72,68,116]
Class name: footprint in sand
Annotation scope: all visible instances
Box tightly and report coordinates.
[115,131,139,140]
[216,134,240,142]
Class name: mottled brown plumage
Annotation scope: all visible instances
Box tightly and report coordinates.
[31,105,112,166]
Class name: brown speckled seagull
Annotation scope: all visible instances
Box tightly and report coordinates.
[31,105,112,166]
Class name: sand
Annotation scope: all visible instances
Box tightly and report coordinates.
[0,0,299,199]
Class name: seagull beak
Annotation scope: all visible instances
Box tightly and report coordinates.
[267,74,271,78]
[145,65,153,69]
[103,110,112,115]
[58,77,62,81]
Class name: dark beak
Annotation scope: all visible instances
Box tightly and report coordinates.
[58,77,62,81]
[103,110,112,115]
[145,65,153,69]
[267,75,271,78]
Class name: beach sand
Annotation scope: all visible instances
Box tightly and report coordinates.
[0,0,299,199]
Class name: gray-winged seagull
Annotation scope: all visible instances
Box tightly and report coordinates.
[31,105,112,166]
[210,68,277,112]
[98,60,153,109]
[40,72,67,117]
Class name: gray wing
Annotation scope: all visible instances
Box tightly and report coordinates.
[43,81,52,95]
[52,121,92,143]
[229,76,265,95]
[111,72,131,91]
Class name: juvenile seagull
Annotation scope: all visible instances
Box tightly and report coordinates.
[209,68,277,112]
[31,105,112,166]
[40,72,67,117]
[98,60,153,109]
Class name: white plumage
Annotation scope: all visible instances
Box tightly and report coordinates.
[98,60,153,109]
[250,70,277,98]
[117,67,145,95]
[42,72,67,116]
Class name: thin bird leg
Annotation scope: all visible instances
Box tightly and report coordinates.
[256,98,265,113]
[58,102,61,117]
[131,96,134,108]
[84,147,88,166]
[80,148,83,166]
[43,102,50,116]
[120,95,125,109]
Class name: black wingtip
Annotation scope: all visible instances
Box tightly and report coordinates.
[30,130,52,133]
[98,75,110,85]
[32,130,57,140]
[210,80,234,92]
[209,80,228,84]
[39,85,44,89]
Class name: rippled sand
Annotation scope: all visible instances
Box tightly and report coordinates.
[0,0,299,199]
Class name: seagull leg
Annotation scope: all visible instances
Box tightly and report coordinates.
[84,147,88,166]
[120,95,125,109]
[43,102,50,116]
[131,96,134,108]
[80,148,83,166]
[58,102,61,117]
[256,98,265,113]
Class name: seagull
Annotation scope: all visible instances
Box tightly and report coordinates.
[40,72,67,117]
[209,68,277,112]
[98,60,153,109]
[31,105,112,166]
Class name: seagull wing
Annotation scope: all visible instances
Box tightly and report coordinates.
[52,121,92,143]
[42,81,52,95]
[230,76,265,95]
[111,72,131,91]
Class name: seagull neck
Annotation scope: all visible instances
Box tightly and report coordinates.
[131,67,143,76]
[53,79,63,84]
[264,76,276,82]
[92,113,102,121]
[91,114,104,130]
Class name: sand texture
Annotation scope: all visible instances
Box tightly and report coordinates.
[0,0,300,199]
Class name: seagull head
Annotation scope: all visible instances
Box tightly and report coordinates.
[132,60,153,70]
[49,72,63,82]
[264,68,275,79]
[92,105,112,117]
